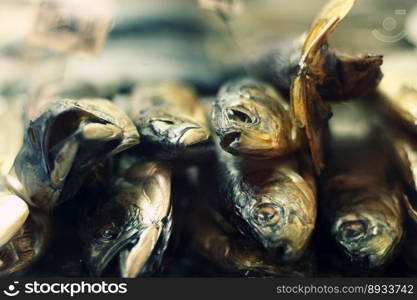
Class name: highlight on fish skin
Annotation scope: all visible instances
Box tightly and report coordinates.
[0,211,49,277]
[7,98,139,211]
[216,151,316,264]
[320,103,405,270]
[128,82,211,159]
[289,0,383,174]
[83,161,172,278]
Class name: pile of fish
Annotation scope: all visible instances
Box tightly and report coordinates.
[1,0,417,278]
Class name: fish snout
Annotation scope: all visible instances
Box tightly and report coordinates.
[178,125,210,147]
[220,131,241,153]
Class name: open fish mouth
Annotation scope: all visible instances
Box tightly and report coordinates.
[220,131,241,153]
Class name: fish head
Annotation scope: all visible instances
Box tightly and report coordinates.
[331,192,403,269]
[7,99,138,210]
[212,78,293,157]
[84,196,139,277]
[139,111,210,156]
[85,162,172,277]
[237,169,316,264]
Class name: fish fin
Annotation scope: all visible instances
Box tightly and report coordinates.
[290,75,331,174]
[301,0,356,69]
[291,0,355,174]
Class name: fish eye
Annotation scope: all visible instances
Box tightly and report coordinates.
[252,203,282,227]
[338,220,368,242]
[95,225,119,242]
[226,108,253,124]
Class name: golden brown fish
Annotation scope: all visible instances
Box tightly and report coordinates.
[212,77,304,157]
[321,103,404,269]
[190,207,313,277]
[216,148,316,263]
[128,82,211,159]
[290,0,382,173]
[84,161,172,278]
[373,57,417,225]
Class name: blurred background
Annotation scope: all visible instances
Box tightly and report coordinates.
[0,0,417,95]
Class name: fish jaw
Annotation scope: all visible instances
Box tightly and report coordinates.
[141,117,210,156]
[86,229,138,277]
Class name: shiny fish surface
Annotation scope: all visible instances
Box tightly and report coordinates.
[212,77,304,158]
[128,82,210,159]
[321,104,404,269]
[7,98,139,210]
[84,161,172,278]
[216,150,316,263]
[290,0,382,173]
[0,211,49,276]
[190,208,313,277]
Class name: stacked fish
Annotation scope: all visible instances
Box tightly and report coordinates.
[0,0,417,278]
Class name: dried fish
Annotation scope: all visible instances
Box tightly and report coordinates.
[216,149,316,263]
[190,207,313,277]
[7,98,139,210]
[0,211,49,276]
[374,58,417,224]
[290,0,382,173]
[212,77,304,157]
[321,103,404,269]
[128,82,210,159]
[84,161,172,278]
